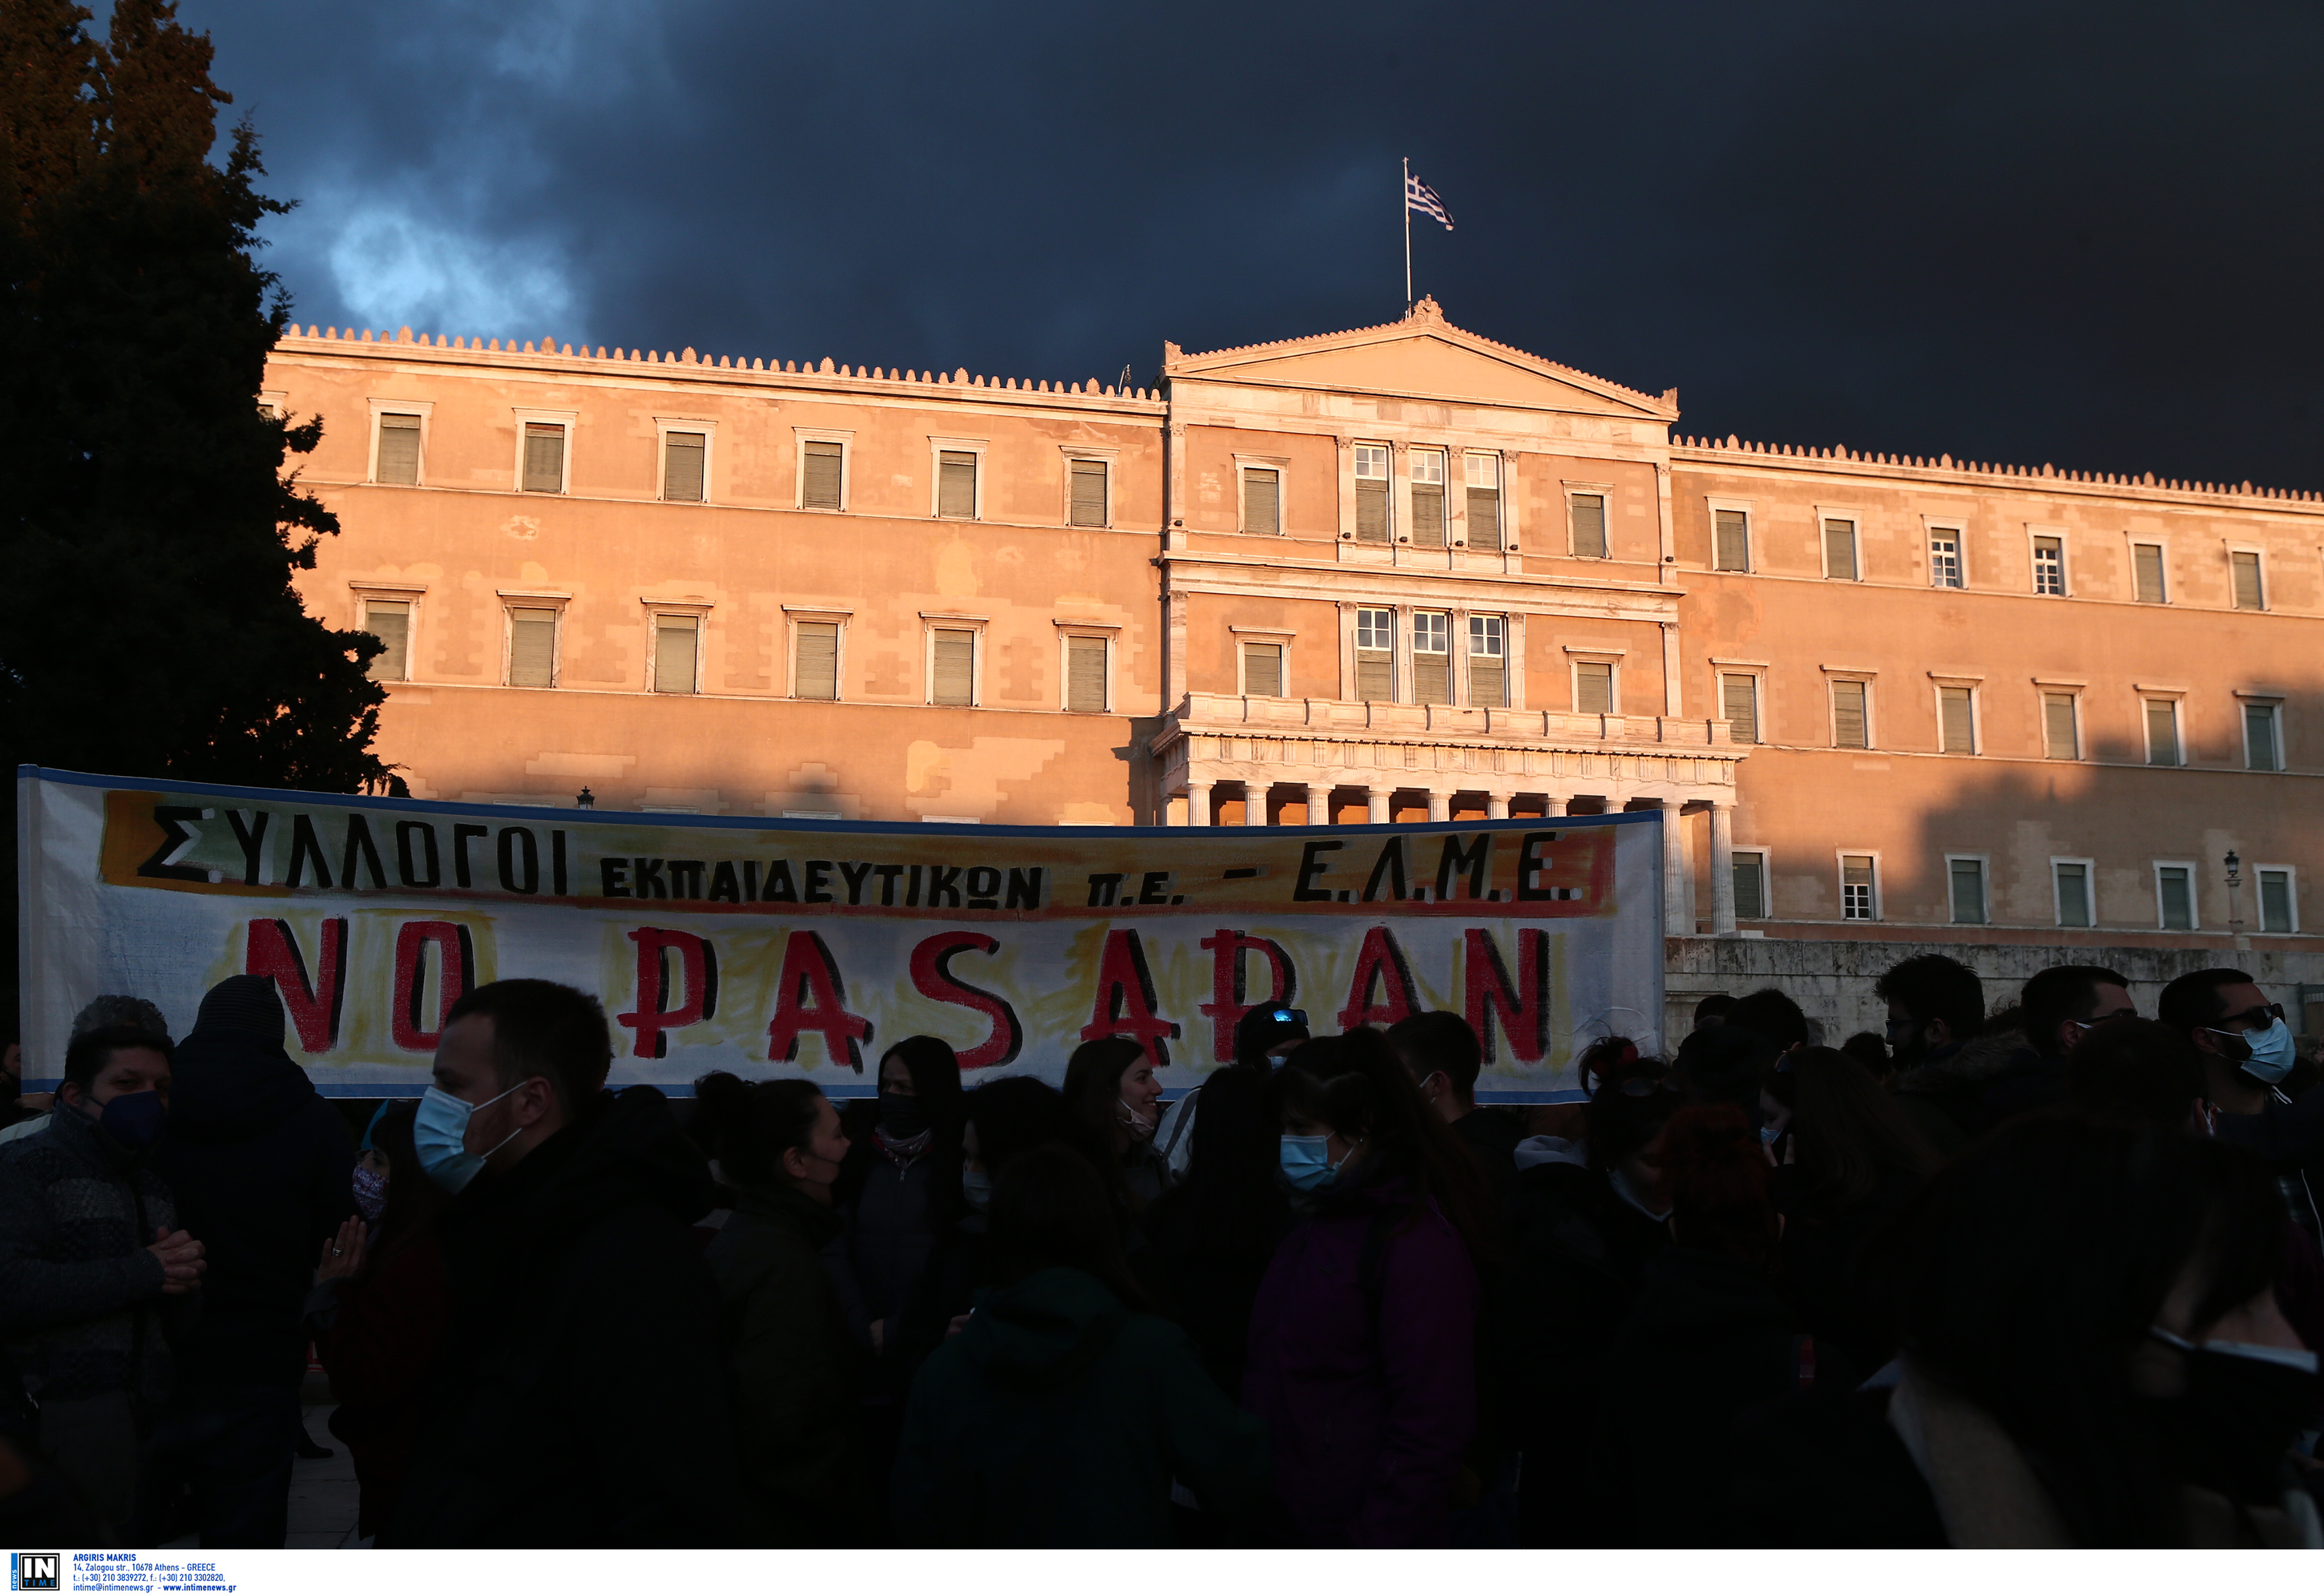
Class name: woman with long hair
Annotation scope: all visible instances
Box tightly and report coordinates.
[832,1035,966,1360]
[1242,1029,1494,1547]
[1061,1036,1169,1209]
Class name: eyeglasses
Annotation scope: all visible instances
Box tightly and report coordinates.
[2216,1002,2285,1033]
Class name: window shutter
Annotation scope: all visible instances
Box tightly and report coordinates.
[794,622,838,700]
[2056,862,2090,928]
[1069,460,1107,527]
[1575,661,1614,715]
[802,441,844,510]
[1412,483,1445,548]
[2159,867,2193,930]
[2043,693,2078,759]
[1469,655,1505,707]
[1355,476,1388,542]
[1356,649,1392,701]
[1467,485,1501,550]
[2232,551,2264,610]
[2260,870,2293,933]
[2134,544,2166,603]
[1243,468,1280,535]
[1824,520,1857,579]
[523,423,565,492]
[1938,687,1974,753]
[1570,495,1607,558]
[654,615,699,693]
[661,432,705,502]
[365,601,410,682]
[1415,651,1450,705]
[932,630,975,705]
[1241,642,1282,699]
[938,452,977,518]
[1832,680,1867,748]
[1067,635,1107,710]
[1713,509,1748,571]
[2246,705,2279,771]
[508,609,557,687]
[2146,700,2179,766]
[1949,859,1987,924]
[1732,854,1764,920]
[1720,674,1758,744]
[377,414,420,485]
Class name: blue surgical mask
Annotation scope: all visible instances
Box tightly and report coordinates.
[414,1082,526,1193]
[961,1169,993,1212]
[96,1090,166,1153]
[1280,1134,1337,1192]
[2234,1017,2297,1084]
[1760,1124,1782,1147]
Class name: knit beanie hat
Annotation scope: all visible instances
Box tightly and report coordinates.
[194,975,287,1049]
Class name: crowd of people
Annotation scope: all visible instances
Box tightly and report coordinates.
[0,952,2318,1549]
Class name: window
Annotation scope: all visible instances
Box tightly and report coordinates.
[2133,542,2167,604]
[2258,868,2296,933]
[1465,455,1501,551]
[2054,861,2092,928]
[1065,634,1108,711]
[1938,685,1976,754]
[1824,518,1858,580]
[1242,466,1282,535]
[1355,609,1394,700]
[2043,692,2080,760]
[663,431,706,502]
[2156,864,2196,931]
[2145,698,2181,767]
[802,440,845,510]
[376,413,421,485]
[1831,679,1869,749]
[2033,535,2066,596]
[1410,449,1446,548]
[2232,550,2264,611]
[1068,459,1108,528]
[1413,612,1452,704]
[1929,531,1964,589]
[937,451,978,518]
[1241,640,1283,699]
[653,614,699,694]
[1574,660,1615,715]
[2245,701,2281,771]
[1841,855,1877,922]
[1720,672,1759,745]
[1713,508,1749,572]
[522,422,566,493]
[1468,615,1506,706]
[1353,447,1388,543]
[1947,857,1989,925]
[363,600,410,682]
[794,622,838,701]
[931,628,976,706]
[1570,493,1608,558]
[1732,851,1767,920]
[507,607,558,688]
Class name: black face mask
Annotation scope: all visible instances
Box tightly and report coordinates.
[878,1093,930,1139]
[2144,1332,2322,1503]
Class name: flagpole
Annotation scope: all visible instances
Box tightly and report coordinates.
[1402,156,1412,310]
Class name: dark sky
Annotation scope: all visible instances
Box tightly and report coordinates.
[196,1,2324,489]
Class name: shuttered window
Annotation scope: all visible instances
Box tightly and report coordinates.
[2133,543,2167,603]
[931,629,975,706]
[2157,865,2194,930]
[1464,455,1501,550]
[1068,459,1107,527]
[376,413,421,485]
[1570,493,1608,558]
[653,615,699,694]
[1241,642,1283,699]
[2246,703,2281,771]
[1720,673,1759,744]
[1353,446,1388,542]
[507,608,557,688]
[1575,661,1615,715]
[1713,509,1749,572]
[1732,852,1766,920]
[937,451,978,518]
[522,423,565,493]
[1938,686,1975,753]
[1410,450,1446,549]
[2033,536,2065,596]
[2232,550,2264,611]
[2054,862,2091,928]
[1842,855,1876,920]
[2043,692,2079,759]
[364,601,409,682]
[2145,699,2180,766]
[661,432,706,502]
[794,622,838,701]
[1066,635,1107,711]
[1832,680,1869,749]
[2259,869,2295,933]
[1355,607,1393,701]
[1824,519,1858,580]
[1244,468,1282,535]
[1467,615,1505,707]
[1413,611,1451,704]
[802,440,844,510]
[1949,859,1988,925]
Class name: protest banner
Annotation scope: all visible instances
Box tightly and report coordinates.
[16,767,1665,1099]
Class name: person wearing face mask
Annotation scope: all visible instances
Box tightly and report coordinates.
[691,1072,866,1547]
[1154,1003,1309,1187]
[0,995,171,1151]
[1063,1037,1171,1210]
[831,1037,968,1365]
[2161,968,2324,1250]
[1387,1012,1524,1205]
[382,979,741,1548]
[0,1025,201,1541]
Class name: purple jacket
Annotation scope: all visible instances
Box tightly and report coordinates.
[1242,1179,1479,1547]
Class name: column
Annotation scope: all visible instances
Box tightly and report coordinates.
[1185,781,1212,827]
[1709,801,1738,935]
[1303,784,1332,826]
[1237,783,1261,825]
[1485,792,1510,820]
[1427,790,1452,823]
[1658,798,1692,934]
[1366,786,1393,825]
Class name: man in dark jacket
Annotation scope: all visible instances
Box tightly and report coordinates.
[141,976,354,1547]
[1387,1012,1522,1198]
[385,979,741,1548]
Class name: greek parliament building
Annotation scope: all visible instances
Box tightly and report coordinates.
[260,298,2324,1038]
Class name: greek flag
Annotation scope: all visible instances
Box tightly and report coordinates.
[1406,172,1454,231]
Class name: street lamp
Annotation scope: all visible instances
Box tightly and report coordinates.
[2225,849,2243,933]
[575,786,596,810]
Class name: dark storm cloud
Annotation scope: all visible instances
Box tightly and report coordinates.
[200,1,2324,487]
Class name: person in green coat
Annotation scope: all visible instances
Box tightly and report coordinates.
[891,1144,1271,1547]
[693,1072,865,1547]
